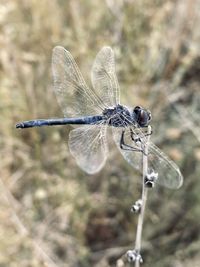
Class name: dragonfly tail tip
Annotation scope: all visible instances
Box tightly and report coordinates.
[16,123,24,129]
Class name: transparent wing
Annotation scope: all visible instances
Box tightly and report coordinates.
[52,46,105,118]
[113,126,183,189]
[68,124,108,174]
[148,142,183,189]
[91,46,120,107]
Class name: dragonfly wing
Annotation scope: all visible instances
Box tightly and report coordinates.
[113,126,183,189]
[91,46,120,107]
[148,142,183,189]
[68,124,108,174]
[52,46,104,118]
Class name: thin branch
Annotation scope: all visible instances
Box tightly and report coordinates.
[124,126,153,266]
[134,125,151,267]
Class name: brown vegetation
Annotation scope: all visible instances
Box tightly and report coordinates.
[0,0,200,266]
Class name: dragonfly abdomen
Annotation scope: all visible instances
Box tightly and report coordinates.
[16,116,104,129]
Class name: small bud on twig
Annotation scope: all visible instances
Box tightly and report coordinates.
[131,199,142,213]
[144,170,158,188]
[126,250,143,263]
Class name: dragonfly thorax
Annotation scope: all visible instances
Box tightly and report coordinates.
[103,104,134,127]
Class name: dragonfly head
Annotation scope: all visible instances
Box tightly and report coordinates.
[133,106,151,127]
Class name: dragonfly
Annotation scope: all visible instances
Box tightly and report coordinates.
[16,46,183,189]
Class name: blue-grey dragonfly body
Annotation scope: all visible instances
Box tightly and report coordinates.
[16,105,150,128]
[16,46,183,189]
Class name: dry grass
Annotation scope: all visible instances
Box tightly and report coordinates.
[0,0,200,266]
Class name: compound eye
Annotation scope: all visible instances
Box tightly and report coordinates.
[138,110,146,124]
[134,106,142,114]
[138,110,150,127]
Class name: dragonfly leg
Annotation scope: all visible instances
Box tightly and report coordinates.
[130,128,153,141]
[120,130,143,152]
[129,129,150,156]
[130,129,141,143]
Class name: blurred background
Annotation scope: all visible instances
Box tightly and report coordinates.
[0,0,200,266]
